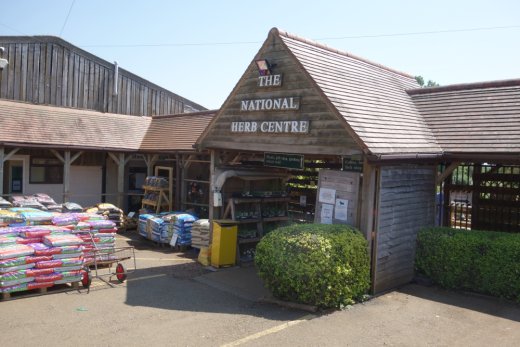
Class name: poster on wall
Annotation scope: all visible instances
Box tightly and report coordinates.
[334,199,349,221]
[318,188,336,204]
[320,203,334,224]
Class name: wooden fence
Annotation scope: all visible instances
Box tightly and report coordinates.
[0,36,204,116]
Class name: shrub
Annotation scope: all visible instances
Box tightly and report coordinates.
[255,223,370,309]
[416,227,520,302]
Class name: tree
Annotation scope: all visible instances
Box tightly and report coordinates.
[415,75,440,87]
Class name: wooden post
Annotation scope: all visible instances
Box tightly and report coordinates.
[63,151,71,202]
[176,154,182,210]
[0,147,21,196]
[51,150,83,203]
[0,147,4,196]
[209,150,216,222]
[108,152,128,209]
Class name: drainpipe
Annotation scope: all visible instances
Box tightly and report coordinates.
[113,61,119,96]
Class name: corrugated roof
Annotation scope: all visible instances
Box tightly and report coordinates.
[275,28,441,155]
[0,99,214,152]
[409,80,520,153]
[141,111,216,152]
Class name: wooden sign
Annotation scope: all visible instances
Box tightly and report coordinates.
[342,156,363,172]
[264,152,304,170]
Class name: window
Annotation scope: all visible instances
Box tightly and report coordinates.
[30,158,63,184]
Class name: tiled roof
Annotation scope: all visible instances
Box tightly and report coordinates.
[0,99,214,152]
[141,111,216,152]
[276,28,441,155]
[409,79,520,153]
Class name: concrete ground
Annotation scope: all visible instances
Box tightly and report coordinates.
[1,231,519,347]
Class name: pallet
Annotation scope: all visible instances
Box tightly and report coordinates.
[1,281,81,301]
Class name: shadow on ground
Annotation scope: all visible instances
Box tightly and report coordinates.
[398,283,520,323]
[116,230,303,321]
[122,263,304,322]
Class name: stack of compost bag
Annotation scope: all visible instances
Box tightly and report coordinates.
[0,225,84,294]
[138,214,156,239]
[164,213,196,247]
[190,219,211,248]
[32,193,62,212]
[0,197,12,209]
[9,195,46,210]
[85,203,124,229]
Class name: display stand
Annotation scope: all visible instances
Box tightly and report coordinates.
[141,166,174,214]
[223,196,289,264]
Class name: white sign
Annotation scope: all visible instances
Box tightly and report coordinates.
[318,188,336,204]
[258,74,282,87]
[334,199,349,222]
[170,234,178,247]
[231,120,309,134]
[240,97,300,111]
[320,204,334,224]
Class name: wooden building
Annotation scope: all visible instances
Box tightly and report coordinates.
[0,99,214,213]
[0,36,205,115]
[196,28,520,293]
[0,35,210,214]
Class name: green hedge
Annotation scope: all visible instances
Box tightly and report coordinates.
[416,227,520,302]
[255,223,370,309]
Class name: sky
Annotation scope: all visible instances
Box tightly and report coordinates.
[1,0,519,110]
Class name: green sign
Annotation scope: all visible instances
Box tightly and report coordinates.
[264,152,304,170]
[342,156,363,172]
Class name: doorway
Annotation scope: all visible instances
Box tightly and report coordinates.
[9,160,24,194]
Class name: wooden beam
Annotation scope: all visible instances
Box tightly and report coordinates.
[144,154,158,176]
[70,151,84,164]
[436,162,461,185]
[183,154,197,170]
[108,152,120,165]
[50,149,65,163]
[3,148,20,162]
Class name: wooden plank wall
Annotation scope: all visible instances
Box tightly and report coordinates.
[374,165,435,293]
[199,34,361,156]
[0,38,202,116]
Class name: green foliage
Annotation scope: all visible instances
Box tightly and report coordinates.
[255,223,370,309]
[415,75,440,87]
[416,227,520,302]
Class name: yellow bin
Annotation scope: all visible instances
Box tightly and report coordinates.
[211,219,238,267]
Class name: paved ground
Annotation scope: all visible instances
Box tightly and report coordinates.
[1,231,519,347]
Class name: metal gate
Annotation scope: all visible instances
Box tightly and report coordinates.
[443,163,520,233]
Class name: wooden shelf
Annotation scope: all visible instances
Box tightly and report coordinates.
[234,218,261,224]
[237,237,262,244]
[223,192,289,266]
[142,199,169,207]
[141,166,174,214]
[142,185,169,191]
[262,216,289,222]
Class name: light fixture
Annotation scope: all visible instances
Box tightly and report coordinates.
[0,47,8,70]
[255,59,275,76]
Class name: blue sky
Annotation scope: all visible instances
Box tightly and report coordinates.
[1,0,519,110]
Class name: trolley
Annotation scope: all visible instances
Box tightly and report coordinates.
[79,231,136,290]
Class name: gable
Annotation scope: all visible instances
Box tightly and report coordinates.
[197,30,363,156]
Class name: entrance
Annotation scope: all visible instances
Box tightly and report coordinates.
[9,161,24,194]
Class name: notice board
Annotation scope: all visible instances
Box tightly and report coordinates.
[314,169,360,227]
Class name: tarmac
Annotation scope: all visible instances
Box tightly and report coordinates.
[1,231,519,346]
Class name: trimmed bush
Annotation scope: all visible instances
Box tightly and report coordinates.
[255,223,370,309]
[416,227,520,302]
